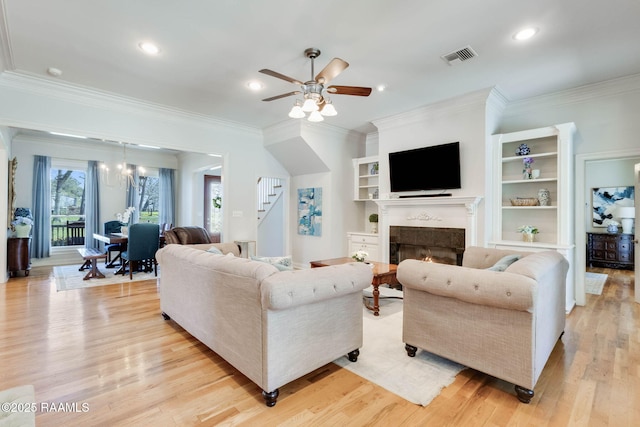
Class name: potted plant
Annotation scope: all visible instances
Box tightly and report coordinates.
[12,216,33,238]
[517,225,539,242]
[369,213,379,234]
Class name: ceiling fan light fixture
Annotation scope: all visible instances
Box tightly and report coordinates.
[302,98,319,112]
[320,102,337,117]
[288,103,305,118]
[308,110,324,122]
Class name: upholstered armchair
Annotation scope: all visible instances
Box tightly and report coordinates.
[121,223,160,279]
[397,246,569,403]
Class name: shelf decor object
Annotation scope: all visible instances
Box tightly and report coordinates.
[510,197,539,206]
[538,188,551,206]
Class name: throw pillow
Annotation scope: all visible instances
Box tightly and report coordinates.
[251,255,293,271]
[486,254,521,272]
[206,246,223,255]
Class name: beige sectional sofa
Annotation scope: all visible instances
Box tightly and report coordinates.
[397,246,569,403]
[155,244,373,406]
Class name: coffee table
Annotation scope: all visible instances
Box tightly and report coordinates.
[309,257,400,316]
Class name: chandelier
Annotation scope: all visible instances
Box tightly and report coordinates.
[100,143,144,188]
[287,84,337,122]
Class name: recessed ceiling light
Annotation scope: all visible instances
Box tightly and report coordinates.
[247,81,263,91]
[47,67,63,77]
[138,41,161,55]
[377,84,386,92]
[513,27,538,41]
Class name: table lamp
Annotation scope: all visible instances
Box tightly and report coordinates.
[617,206,635,234]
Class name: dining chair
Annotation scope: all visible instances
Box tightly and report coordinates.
[120,223,160,279]
[104,220,125,266]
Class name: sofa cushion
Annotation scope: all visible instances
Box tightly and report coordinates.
[251,255,293,271]
[486,254,521,271]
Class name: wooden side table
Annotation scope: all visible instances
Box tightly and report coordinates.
[8,237,31,277]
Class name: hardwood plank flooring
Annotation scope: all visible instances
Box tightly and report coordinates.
[0,266,637,426]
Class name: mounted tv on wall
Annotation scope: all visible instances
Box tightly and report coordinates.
[388,141,461,194]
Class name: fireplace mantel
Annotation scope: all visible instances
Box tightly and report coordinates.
[375,196,482,211]
[374,196,483,263]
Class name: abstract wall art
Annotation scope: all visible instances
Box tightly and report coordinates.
[592,186,635,227]
[297,187,322,236]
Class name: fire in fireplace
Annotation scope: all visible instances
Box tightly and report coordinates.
[389,226,465,265]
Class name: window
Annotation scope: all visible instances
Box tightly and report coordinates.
[50,159,86,246]
[137,169,159,224]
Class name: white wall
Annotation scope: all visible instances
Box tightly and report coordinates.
[372,88,492,246]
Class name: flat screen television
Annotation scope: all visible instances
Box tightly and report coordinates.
[388,141,461,193]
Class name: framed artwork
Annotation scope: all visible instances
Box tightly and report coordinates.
[592,186,635,227]
[297,187,322,236]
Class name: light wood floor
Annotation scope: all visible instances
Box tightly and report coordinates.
[0,266,637,426]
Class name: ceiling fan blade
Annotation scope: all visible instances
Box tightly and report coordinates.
[262,91,301,102]
[315,58,349,84]
[259,69,303,85]
[326,85,373,97]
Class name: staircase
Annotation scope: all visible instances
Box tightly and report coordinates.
[257,177,283,224]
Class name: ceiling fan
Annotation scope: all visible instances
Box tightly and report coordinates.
[259,48,372,121]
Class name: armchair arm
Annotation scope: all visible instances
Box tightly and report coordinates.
[397,259,536,312]
[261,263,373,310]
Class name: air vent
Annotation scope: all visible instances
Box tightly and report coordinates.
[441,46,478,65]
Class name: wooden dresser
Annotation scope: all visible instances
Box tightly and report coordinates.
[7,237,32,277]
[586,232,634,270]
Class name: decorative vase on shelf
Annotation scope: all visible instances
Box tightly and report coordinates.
[121,226,129,236]
[538,188,550,206]
[14,224,31,238]
[522,232,535,243]
[370,222,378,234]
[607,223,618,234]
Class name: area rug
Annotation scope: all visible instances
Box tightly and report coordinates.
[54,264,159,291]
[333,286,466,406]
[585,272,608,295]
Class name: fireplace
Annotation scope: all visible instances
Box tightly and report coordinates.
[389,226,465,265]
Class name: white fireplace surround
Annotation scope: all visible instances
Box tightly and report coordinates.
[375,196,483,263]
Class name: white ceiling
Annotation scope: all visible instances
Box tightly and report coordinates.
[1,0,640,134]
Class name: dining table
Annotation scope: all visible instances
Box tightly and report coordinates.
[92,232,129,271]
[92,232,166,273]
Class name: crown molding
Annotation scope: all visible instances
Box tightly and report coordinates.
[0,71,262,137]
[503,73,640,116]
[372,87,495,132]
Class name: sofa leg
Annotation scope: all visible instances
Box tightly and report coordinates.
[405,344,417,357]
[515,385,534,403]
[161,312,170,320]
[347,349,360,362]
[262,389,279,407]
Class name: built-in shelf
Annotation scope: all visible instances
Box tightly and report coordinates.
[491,122,577,312]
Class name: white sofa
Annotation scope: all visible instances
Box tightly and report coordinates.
[155,244,373,406]
[397,246,569,403]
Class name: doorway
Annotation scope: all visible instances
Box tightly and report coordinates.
[575,150,640,306]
